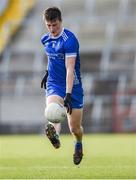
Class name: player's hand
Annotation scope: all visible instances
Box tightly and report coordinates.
[64,93,72,115]
[41,70,48,89]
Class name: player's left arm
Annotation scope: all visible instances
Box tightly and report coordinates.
[65,57,76,94]
[64,34,79,114]
[64,56,76,114]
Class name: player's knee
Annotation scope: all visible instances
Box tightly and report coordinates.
[70,127,80,136]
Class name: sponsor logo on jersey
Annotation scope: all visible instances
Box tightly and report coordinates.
[47,53,64,60]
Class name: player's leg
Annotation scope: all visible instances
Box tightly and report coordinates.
[67,108,84,165]
[67,108,83,141]
[45,95,64,149]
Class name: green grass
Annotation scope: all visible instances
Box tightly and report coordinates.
[0,134,136,179]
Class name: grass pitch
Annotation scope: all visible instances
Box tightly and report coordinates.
[0,134,136,179]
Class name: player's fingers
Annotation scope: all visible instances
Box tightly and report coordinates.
[44,83,46,89]
[64,102,66,107]
[67,106,69,113]
[66,104,70,113]
[41,82,43,88]
[69,106,72,115]
[64,103,68,113]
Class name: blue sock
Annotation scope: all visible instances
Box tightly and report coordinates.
[75,141,82,150]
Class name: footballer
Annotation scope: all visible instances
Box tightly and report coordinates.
[41,7,84,165]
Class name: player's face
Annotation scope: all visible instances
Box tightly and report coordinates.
[46,19,62,37]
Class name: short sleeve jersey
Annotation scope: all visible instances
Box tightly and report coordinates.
[41,28,82,87]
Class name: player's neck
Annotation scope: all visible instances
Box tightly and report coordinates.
[51,27,64,39]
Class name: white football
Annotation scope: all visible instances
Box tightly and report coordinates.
[45,102,67,123]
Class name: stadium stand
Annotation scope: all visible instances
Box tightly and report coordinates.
[0,0,136,133]
[0,0,35,55]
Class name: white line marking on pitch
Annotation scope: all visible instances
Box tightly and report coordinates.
[0,165,135,170]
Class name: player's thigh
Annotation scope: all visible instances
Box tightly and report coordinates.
[46,95,64,105]
[67,108,83,128]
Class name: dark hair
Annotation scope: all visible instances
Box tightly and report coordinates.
[43,7,62,22]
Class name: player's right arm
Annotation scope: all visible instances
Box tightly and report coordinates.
[40,34,49,89]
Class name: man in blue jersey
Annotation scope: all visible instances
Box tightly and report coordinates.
[41,7,84,165]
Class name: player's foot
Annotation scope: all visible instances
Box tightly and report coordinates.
[45,123,60,149]
[73,142,83,165]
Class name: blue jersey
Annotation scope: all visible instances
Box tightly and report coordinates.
[41,28,82,87]
[41,28,84,108]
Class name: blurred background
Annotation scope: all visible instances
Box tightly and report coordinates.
[0,0,136,134]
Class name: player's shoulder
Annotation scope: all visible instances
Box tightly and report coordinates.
[63,28,78,42]
[63,28,75,37]
[41,32,50,45]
